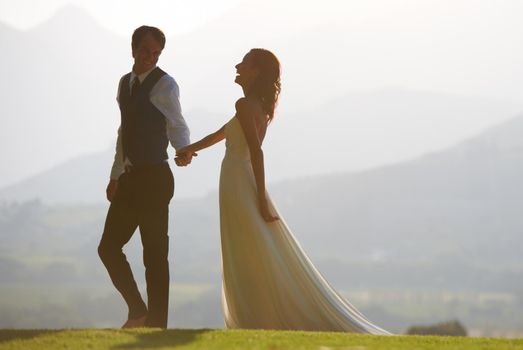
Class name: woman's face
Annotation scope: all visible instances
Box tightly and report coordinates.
[235,52,259,89]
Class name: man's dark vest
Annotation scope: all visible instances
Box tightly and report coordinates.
[119,67,168,166]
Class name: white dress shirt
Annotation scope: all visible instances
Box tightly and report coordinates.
[110,66,191,180]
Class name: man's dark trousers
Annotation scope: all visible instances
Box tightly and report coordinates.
[98,163,174,328]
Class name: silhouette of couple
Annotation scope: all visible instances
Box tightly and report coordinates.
[98,25,389,334]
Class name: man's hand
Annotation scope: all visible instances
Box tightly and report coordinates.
[106,179,119,202]
[175,149,197,167]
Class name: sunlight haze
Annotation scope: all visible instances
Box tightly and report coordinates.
[1,0,523,194]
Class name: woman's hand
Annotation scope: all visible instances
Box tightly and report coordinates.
[259,196,279,222]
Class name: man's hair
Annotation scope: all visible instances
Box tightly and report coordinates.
[132,26,166,50]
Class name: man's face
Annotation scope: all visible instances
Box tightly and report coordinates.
[132,34,163,73]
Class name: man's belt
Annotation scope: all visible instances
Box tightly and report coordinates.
[124,160,168,173]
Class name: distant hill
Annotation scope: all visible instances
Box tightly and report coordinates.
[2,111,523,270]
[268,112,523,269]
[0,5,128,187]
[1,90,521,202]
[0,108,225,202]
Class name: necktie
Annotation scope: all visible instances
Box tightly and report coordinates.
[131,77,140,97]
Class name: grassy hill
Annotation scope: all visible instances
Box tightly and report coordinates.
[0,329,522,350]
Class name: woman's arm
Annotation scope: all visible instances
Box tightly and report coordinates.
[177,125,225,156]
[235,98,278,222]
[175,126,225,166]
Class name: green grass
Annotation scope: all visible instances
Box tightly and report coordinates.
[0,329,522,350]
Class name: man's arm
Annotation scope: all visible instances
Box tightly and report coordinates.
[110,127,125,180]
[152,75,191,152]
[106,76,125,202]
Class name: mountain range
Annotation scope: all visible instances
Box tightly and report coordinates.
[2,2,523,190]
[2,87,522,201]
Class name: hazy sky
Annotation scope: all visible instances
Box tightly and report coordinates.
[2,0,523,194]
[0,0,246,35]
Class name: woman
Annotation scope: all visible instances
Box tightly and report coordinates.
[177,49,390,334]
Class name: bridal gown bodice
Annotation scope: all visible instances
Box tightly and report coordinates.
[224,116,251,161]
[219,116,390,334]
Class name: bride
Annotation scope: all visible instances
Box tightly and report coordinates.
[177,48,390,334]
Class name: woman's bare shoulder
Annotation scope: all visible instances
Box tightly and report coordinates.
[235,97,262,114]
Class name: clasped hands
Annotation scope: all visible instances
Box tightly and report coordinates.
[175,147,197,167]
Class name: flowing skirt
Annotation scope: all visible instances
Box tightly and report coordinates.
[219,154,390,334]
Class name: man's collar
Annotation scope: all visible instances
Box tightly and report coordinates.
[131,65,157,83]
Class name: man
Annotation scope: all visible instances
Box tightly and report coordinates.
[98,25,192,329]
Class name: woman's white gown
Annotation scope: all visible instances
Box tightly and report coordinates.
[219,117,390,334]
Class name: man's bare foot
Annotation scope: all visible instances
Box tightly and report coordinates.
[121,314,147,329]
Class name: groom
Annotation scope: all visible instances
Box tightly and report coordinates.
[98,25,192,329]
